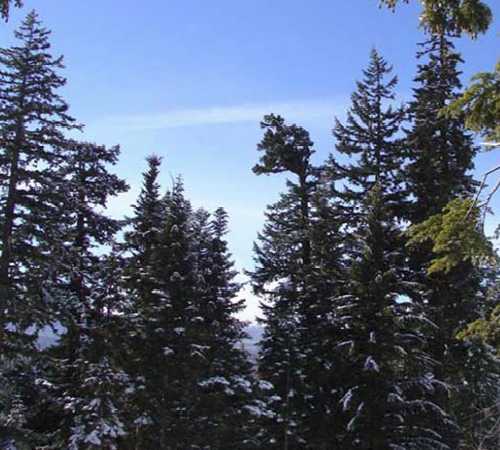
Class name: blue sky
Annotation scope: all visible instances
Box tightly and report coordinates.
[1,0,498,320]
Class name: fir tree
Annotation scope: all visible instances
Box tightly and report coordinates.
[52,252,135,450]
[122,154,165,346]
[405,34,477,224]
[335,187,457,450]
[147,177,199,448]
[323,50,408,447]
[54,140,128,308]
[39,140,130,447]
[0,11,78,294]
[0,12,78,446]
[331,48,406,225]
[124,162,259,449]
[404,32,486,447]
[125,154,164,271]
[299,172,348,450]
[188,207,259,449]
[120,156,170,448]
[250,114,318,449]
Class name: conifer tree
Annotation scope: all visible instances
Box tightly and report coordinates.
[324,50,407,447]
[328,48,463,449]
[54,140,128,308]
[0,11,78,296]
[125,154,164,274]
[118,156,167,448]
[405,34,477,224]
[143,177,200,448]
[0,12,78,446]
[403,32,488,446]
[39,140,130,447]
[124,161,259,449]
[187,207,259,449]
[331,48,406,225]
[250,114,319,449]
[52,252,135,450]
[122,154,165,344]
[299,173,348,450]
[335,186,457,450]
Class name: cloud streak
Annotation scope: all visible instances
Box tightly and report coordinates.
[100,98,346,131]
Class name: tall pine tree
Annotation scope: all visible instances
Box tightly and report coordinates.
[250,113,319,449]
[403,31,488,447]
[121,155,167,448]
[0,12,78,447]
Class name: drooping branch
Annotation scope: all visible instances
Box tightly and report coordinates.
[378,0,493,37]
[466,162,500,219]
[1,0,22,21]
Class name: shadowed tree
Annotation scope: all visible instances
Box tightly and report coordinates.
[0,12,78,447]
[250,114,319,449]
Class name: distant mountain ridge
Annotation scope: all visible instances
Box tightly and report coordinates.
[242,324,263,361]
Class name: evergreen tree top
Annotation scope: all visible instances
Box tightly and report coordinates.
[405,33,477,222]
[412,34,464,101]
[0,10,79,133]
[65,140,129,207]
[333,49,402,159]
[211,207,230,240]
[132,154,163,218]
[331,49,405,220]
[358,48,398,101]
[333,49,403,156]
[253,113,315,179]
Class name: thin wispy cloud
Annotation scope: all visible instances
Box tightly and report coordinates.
[100,98,347,131]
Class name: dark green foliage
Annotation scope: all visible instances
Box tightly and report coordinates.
[298,174,349,449]
[378,0,493,37]
[0,9,78,306]
[405,34,477,224]
[37,139,129,447]
[51,253,134,450]
[123,161,257,449]
[334,187,458,449]
[120,155,169,448]
[60,140,129,251]
[0,7,497,450]
[331,49,406,224]
[186,207,259,449]
[0,12,78,447]
[250,114,319,448]
[402,29,497,450]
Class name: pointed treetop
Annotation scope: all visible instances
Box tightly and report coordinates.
[14,10,51,47]
[0,9,80,133]
[212,207,229,238]
[357,48,398,102]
